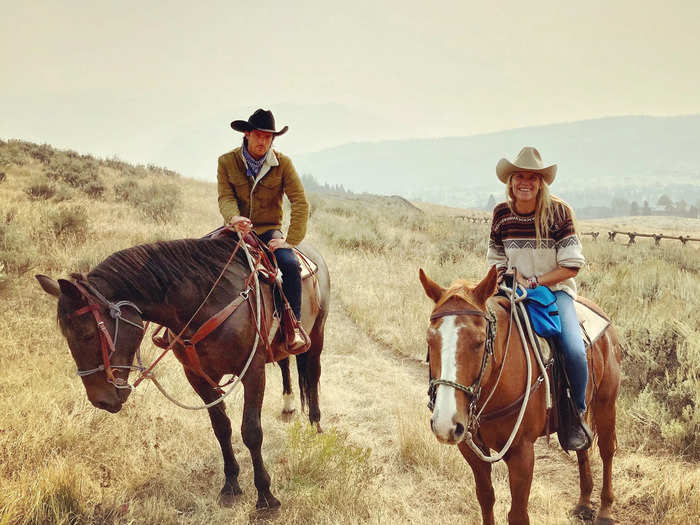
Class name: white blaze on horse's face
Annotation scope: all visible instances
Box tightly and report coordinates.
[430,316,467,444]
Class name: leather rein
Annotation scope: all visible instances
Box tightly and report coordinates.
[66,231,273,399]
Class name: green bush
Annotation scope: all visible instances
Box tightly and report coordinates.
[44,205,90,241]
[132,183,182,223]
[113,179,138,201]
[24,176,56,200]
[52,185,74,202]
[0,221,36,275]
[46,156,98,189]
[279,421,377,517]
[82,178,105,199]
[624,319,699,457]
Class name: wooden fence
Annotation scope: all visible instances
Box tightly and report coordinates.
[455,215,490,224]
[580,231,700,246]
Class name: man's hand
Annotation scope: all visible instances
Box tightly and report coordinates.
[228,216,253,234]
[267,237,290,251]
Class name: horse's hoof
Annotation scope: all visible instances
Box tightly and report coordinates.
[218,484,243,507]
[572,504,595,521]
[314,422,323,433]
[282,407,296,415]
[255,492,281,509]
[594,517,615,525]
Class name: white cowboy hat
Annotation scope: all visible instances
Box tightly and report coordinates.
[496,147,557,185]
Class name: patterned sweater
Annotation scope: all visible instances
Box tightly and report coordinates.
[486,201,585,298]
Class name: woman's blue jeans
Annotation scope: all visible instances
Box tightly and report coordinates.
[551,291,588,411]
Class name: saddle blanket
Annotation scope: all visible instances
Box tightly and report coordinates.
[535,300,610,362]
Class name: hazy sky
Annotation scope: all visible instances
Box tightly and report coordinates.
[2,1,699,178]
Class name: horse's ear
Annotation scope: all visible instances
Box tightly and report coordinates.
[473,265,499,306]
[57,279,84,302]
[35,274,61,298]
[419,268,445,303]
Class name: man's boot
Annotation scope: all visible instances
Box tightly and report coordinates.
[567,409,593,451]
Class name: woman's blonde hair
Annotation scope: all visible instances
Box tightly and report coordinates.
[506,175,576,245]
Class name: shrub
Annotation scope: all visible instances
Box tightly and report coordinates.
[47,156,98,189]
[0,221,36,275]
[44,205,90,241]
[52,185,74,202]
[278,421,377,518]
[132,183,182,223]
[82,178,105,199]
[24,176,56,200]
[114,179,138,201]
[623,319,699,457]
[28,143,55,164]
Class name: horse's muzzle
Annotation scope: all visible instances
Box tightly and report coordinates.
[431,413,466,444]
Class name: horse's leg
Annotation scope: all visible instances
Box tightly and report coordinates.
[458,441,496,525]
[296,323,324,432]
[183,369,242,506]
[592,397,617,524]
[572,448,595,520]
[503,440,535,525]
[241,360,280,509]
[278,357,295,414]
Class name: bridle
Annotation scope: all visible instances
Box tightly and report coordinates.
[67,278,145,389]
[427,307,497,421]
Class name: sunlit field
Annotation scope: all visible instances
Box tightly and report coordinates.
[1,140,698,524]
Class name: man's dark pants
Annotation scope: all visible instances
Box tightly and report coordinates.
[259,229,302,321]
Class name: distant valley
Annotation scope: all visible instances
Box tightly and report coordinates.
[296,115,700,217]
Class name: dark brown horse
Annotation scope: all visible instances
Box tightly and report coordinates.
[419,266,622,525]
[36,236,330,509]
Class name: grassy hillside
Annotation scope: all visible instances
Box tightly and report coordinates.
[0,140,698,524]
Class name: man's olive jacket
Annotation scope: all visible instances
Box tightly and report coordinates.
[217,146,309,246]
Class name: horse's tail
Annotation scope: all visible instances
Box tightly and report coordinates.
[294,322,323,415]
[295,352,310,412]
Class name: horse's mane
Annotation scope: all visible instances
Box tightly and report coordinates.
[434,279,481,310]
[87,237,246,303]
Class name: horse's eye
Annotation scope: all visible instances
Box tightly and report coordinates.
[426,329,439,346]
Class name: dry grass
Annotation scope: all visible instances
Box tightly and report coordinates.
[0,143,698,523]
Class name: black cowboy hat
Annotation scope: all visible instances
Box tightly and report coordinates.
[230,109,288,136]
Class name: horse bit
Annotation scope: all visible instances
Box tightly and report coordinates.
[427,307,497,427]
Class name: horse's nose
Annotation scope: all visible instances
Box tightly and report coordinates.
[431,412,464,443]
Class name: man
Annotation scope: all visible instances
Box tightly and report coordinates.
[217,108,310,352]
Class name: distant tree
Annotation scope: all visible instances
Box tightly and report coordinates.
[301,173,321,191]
[676,199,688,214]
[642,200,651,216]
[657,194,672,207]
[486,194,496,210]
[630,201,640,215]
[688,205,699,219]
[611,197,630,216]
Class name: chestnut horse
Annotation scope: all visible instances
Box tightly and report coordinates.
[419,266,622,525]
[36,236,330,509]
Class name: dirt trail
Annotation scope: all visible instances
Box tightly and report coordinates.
[277,291,605,524]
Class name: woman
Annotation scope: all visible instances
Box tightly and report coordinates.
[486,146,591,450]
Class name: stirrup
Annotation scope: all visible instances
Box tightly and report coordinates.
[286,326,311,355]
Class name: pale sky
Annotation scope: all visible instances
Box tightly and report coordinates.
[2,1,699,178]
